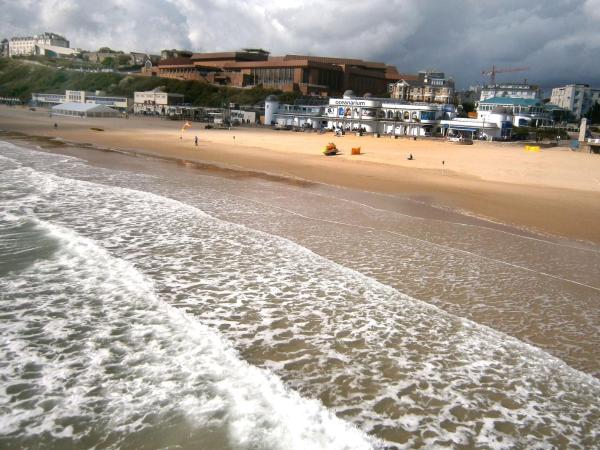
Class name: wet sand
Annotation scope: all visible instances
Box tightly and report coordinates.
[2,105,600,243]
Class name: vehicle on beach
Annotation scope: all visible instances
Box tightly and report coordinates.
[323,142,339,155]
[448,136,474,145]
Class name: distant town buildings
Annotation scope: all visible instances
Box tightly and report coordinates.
[31,90,132,111]
[479,83,541,101]
[147,49,401,96]
[454,86,481,106]
[550,84,600,119]
[83,49,159,66]
[1,39,8,57]
[160,49,193,60]
[389,71,455,104]
[8,32,70,57]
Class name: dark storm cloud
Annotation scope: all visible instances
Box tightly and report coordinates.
[1,0,598,89]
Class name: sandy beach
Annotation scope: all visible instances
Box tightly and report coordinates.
[2,104,600,243]
[3,104,600,448]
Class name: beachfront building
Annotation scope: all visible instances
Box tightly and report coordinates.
[441,111,514,141]
[479,83,541,101]
[134,89,185,115]
[550,84,600,119]
[477,97,552,127]
[8,32,70,57]
[267,95,328,128]
[51,102,119,118]
[389,71,455,104]
[32,90,132,111]
[269,91,456,136]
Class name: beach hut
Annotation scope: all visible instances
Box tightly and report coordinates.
[51,102,120,118]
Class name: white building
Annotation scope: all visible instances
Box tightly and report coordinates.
[477,97,552,127]
[9,33,69,57]
[550,84,600,119]
[441,111,514,141]
[32,90,132,111]
[133,89,184,115]
[480,83,541,101]
[51,102,119,118]
[268,91,456,136]
[35,44,79,58]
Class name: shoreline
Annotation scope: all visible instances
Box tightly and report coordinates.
[2,105,600,244]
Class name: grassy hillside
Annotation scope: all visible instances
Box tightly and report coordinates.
[0,58,299,107]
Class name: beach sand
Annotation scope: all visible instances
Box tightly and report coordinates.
[2,105,600,243]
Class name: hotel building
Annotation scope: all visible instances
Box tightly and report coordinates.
[152,49,400,96]
[479,83,541,101]
[389,71,455,104]
[550,84,600,119]
[8,32,70,57]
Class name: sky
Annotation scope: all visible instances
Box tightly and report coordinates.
[1,0,599,90]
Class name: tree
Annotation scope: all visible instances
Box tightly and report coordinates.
[461,101,475,114]
[101,56,115,67]
[586,101,600,124]
[116,54,131,66]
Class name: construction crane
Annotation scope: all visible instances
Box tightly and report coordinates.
[481,65,529,85]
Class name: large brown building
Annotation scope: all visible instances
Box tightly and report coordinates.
[151,49,401,96]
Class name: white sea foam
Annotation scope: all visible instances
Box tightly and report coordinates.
[0,219,378,449]
[1,141,600,449]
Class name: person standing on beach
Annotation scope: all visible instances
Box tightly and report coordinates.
[194,136,198,146]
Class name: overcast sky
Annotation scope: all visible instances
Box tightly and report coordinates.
[2,0,599,90]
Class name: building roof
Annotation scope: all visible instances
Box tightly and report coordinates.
[282,54,387,69]
[191,51,268,62]
[157,57,195,67]
[479,97,542,106]
[52,102,117,113]
[36,44,78,55]
[220,59,343,71]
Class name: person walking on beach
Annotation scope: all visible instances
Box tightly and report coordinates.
[194,136,198,146]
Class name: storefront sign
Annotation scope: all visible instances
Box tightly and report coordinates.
[329,99,380,107]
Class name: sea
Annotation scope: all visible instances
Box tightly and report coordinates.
[1,136,599,449]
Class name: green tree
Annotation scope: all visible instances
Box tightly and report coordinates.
[461,101,475,114]
[116,54,131,66]
[586,101,600,124]
[101,57,115,68]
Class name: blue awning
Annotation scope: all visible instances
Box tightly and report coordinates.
[447,126,478,132]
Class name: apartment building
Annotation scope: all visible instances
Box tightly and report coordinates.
[389,71,455,104]
[479,83,541,101]
[550,84,600,119]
